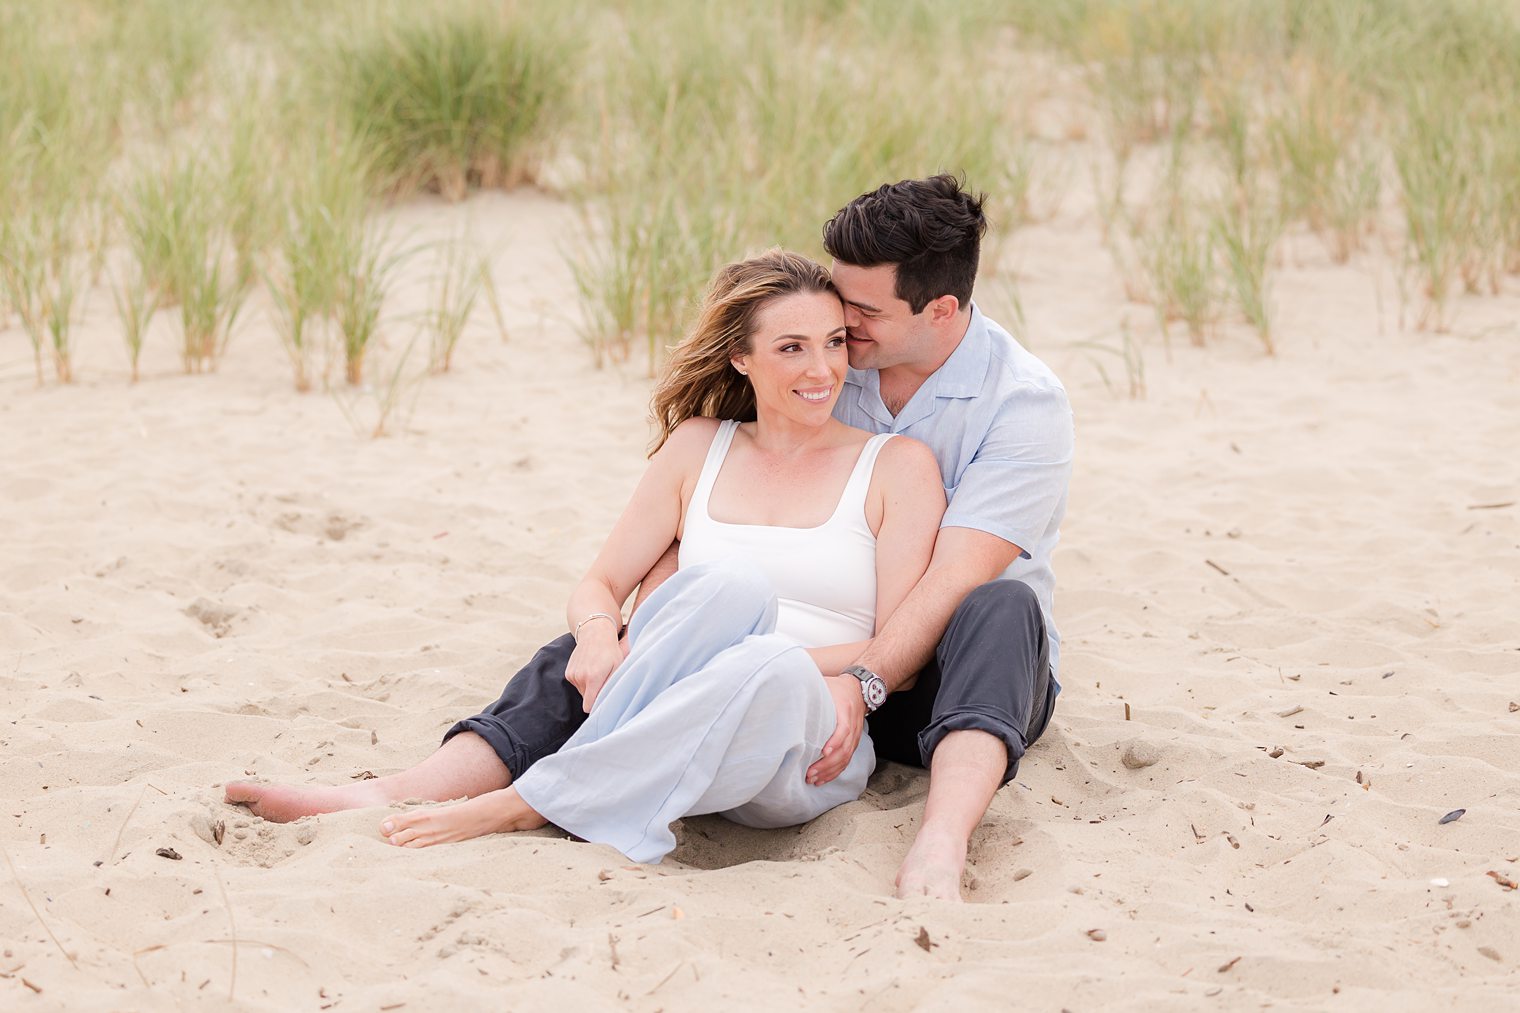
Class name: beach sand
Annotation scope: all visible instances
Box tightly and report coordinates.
[3,181,1519,1010]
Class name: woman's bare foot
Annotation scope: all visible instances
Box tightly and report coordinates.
[895,828,967,901]
[224,780,389,823]
[379,787,546,848]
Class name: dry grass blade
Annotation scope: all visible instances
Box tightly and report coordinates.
[107,784,148,864]
[1,844,78,969]
[214,866,237,1001]
[204,938,311,964]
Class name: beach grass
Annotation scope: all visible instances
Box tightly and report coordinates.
[568,0,1029,370]
[1393,84,1476,330]
[266,127,376,391]
[321,0,568,200]
[334,221,406,387]
[1211,177,1283,354]
[120,154,248,371]
[0,2,119,383]
[0,211,78,385]
[425,240,489,374]
[1133,179,1220,347]
[110,264,160,384]
[3,0,1519,396]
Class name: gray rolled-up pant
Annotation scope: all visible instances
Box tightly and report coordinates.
[866,578,1054,785]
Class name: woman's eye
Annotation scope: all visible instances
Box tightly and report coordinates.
[828,336,845,347]
[781,344,801,353]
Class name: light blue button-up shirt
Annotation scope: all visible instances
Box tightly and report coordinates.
[833,304,1073,685]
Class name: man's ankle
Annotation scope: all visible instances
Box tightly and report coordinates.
[913,822,970,850]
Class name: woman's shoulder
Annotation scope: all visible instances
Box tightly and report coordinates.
[872,432,940,482]
[671,415,724,440]
[863,434,944,530]
[654,416,724,465]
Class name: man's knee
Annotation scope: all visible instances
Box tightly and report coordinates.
[940,579,1043,669]
[952,579,1040,628]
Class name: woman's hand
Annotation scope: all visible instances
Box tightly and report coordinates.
[565,637,625,713]
[807,675,866,786]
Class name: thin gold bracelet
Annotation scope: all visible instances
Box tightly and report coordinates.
[573,612,618,642]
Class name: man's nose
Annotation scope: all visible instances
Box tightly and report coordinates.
[843,304,861,328]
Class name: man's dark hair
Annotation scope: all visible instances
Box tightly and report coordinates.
[822,174,988,314]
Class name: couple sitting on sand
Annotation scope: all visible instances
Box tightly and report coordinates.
[228,175,1073,901]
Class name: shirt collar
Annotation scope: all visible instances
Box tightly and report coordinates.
[931,302,991,399]
[843,366,893,426]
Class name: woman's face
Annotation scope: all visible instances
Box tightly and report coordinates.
[732,291,848,429]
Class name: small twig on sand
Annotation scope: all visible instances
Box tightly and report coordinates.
[2,844,78,968]
[215,867,238,1002]
[1203,559,1285,608]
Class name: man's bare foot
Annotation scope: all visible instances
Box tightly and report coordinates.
[895,828,967,901]
[379,787,547,849]
[225,780,388,824]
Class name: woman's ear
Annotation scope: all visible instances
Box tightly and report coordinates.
[730,353,750,377]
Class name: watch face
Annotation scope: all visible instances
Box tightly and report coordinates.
[865,677,888,709]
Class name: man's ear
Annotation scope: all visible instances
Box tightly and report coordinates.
[926,294,961,324]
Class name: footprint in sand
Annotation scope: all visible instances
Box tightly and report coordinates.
[272,508,368,542]
[183,597,239,638]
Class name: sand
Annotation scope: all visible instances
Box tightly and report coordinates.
[3,180,1519,1010]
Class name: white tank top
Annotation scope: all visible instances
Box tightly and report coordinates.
[679,420,895,648]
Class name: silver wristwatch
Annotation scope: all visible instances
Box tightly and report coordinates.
[842,664,888,713]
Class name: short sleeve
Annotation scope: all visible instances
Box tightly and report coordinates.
[940,384,1074,556]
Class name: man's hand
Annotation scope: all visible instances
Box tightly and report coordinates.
[807,675,867,786]
[564,638,624,713]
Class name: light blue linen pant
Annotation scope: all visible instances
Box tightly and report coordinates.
[511,562,875,864]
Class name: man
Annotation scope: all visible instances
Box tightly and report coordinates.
[811,175,1072,899]
[227,175,1071,903]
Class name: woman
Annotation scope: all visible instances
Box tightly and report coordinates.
[227,250,944,863]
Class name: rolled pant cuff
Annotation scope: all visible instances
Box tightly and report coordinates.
[916,709,1028,786]
[442,716,532,781]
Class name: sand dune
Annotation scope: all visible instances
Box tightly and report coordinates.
[3,182,1518,1009]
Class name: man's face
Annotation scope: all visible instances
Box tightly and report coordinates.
[829,261,934,371]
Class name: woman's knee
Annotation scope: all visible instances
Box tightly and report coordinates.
[707,638,813,696]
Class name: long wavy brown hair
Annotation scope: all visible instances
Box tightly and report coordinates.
[649,249,837,455]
